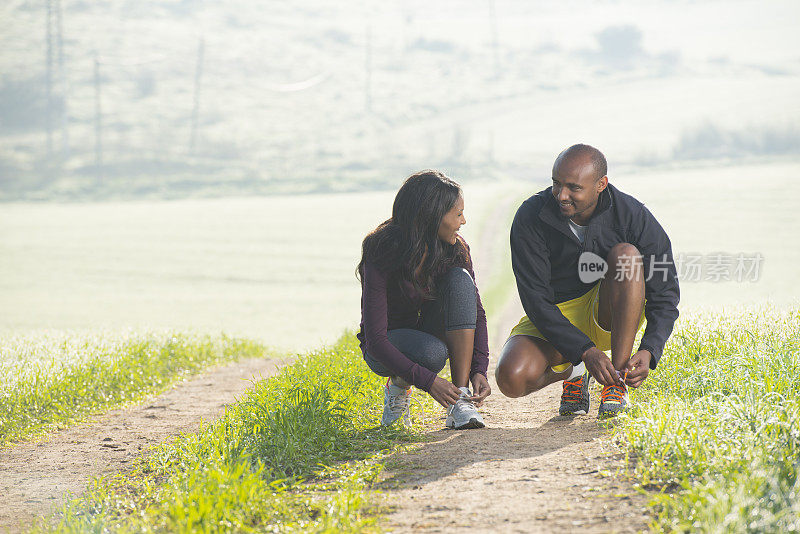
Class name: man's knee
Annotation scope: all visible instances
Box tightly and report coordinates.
[607,243,643,279]
[495,355,528,398]
[607,242,641,262]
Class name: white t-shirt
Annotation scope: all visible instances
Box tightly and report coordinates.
[568,219,587,244]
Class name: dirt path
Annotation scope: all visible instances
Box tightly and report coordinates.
[0,357,287,533]
[378,196,650,533]
[379,359,649,533]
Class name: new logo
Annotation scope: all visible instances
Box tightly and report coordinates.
[578,251,608,283]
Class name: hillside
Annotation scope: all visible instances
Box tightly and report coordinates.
[1,0,799,200]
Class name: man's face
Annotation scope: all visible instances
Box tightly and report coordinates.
[551,155,608,225]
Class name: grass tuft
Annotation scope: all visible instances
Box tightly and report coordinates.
[614,307,800,532]
[0,331,271,444]
[35,333,437,533]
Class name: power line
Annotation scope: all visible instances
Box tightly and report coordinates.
[262,72,329,92]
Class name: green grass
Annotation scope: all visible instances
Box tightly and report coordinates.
[35,333,437,533]
[614,308,800,532]
[0,331,272,445]
[474,188,528,337]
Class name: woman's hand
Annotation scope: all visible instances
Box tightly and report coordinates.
[428,376,463,408]
[470,373,491,406]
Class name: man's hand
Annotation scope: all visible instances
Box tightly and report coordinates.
[582,346,621,386]
[624,350,652,388]
[428,376,463,408]
[470,373,491,406]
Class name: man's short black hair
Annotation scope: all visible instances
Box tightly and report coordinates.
[555,144,607,181]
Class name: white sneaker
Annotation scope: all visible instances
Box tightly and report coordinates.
[381,379,412,426]
[445,387,485,429]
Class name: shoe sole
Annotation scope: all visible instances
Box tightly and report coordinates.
[598,405,626,419]
[559,408,588,416]
[446,417,485,429]
[450,418,485,429]
[381,417,411,426]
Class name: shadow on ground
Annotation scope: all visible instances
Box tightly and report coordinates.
[378,413,618,489]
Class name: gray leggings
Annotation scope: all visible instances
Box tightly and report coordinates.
[364,267,478,377]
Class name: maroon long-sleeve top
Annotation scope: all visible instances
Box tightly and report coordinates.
[357,239,489,392]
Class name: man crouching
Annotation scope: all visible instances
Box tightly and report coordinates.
[495,144,680,418]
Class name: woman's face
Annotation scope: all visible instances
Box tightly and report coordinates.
[437,195,466,245]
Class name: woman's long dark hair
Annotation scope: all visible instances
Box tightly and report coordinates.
[357,170,470,295]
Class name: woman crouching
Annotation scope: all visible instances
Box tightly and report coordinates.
[356,170,490,428]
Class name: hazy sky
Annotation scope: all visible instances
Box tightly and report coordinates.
[1,0,799,197]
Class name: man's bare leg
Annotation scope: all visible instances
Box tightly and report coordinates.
[495,335,570,398]
[496,243,646,400]
[597,242,646,371]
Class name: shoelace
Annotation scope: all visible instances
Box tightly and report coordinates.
[386,381,411,411]
[456,395,474,408]
[388,394,410,409]
[601,383,627,403]
[447,392,474,415]
[561,375,584,402]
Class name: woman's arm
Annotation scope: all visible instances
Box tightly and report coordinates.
[361,262,438,391]
[470,266,490,378]
[459,238,490,378]
[460,239,491,404]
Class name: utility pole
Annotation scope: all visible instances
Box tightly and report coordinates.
[364,18,372,114]
[401,5,413,53]
[55,0,69,159]
[489,0,500,78]
[189,37,204,154]
[94,55,103,185]
[45,0,54,159]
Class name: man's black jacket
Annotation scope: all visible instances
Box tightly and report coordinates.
[510,183,680,369]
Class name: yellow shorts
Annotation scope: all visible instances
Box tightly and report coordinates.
[509,282,645,353]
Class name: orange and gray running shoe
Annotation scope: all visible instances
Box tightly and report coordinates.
[598,383,629,418]
[559,370,592,416]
